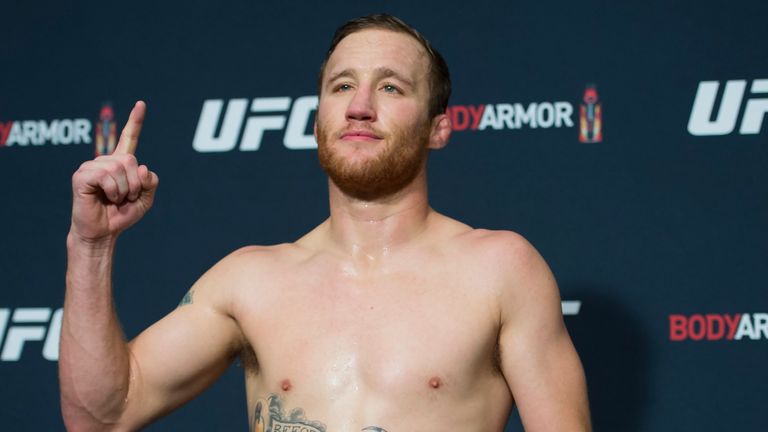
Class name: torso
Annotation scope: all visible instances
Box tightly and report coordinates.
[228,217,514,431]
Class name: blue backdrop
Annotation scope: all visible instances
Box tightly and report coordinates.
[1,1,766,430]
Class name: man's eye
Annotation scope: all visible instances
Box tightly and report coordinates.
[335,84,352,92]
[382,84,400,94]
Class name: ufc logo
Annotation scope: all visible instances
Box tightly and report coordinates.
[193,96,318,152]
[561,301,581,316]
[687,79,768,136]
[0,308,62,361]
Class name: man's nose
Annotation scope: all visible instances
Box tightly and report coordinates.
[345,86,376,122]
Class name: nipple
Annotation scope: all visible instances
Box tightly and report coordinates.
[428,377,442,389]
[280,379,292,392]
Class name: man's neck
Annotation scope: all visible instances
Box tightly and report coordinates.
[326,172,432,264]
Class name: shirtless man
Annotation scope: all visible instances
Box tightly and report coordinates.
[60,14,591,432]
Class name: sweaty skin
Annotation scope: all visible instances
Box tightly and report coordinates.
[233,216,524,431]
[60,28,590,432]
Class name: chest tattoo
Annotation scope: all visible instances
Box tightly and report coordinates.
[250,394,389,432]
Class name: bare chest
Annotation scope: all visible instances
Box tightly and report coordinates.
[235,265,501,400]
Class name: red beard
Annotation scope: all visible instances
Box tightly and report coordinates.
[316,118,431,202]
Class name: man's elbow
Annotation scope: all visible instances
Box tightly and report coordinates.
[60,388,134,432]
[61,404,122,432]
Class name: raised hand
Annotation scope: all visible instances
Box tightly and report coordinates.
[70,101,159,243]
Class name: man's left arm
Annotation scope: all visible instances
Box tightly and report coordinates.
[495,233,591,431]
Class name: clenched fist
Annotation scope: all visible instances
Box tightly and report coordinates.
[70,101,159,244]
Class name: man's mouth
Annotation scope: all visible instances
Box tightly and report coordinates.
[340,130,383,141]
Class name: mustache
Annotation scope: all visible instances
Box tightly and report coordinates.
[332,124,388,139]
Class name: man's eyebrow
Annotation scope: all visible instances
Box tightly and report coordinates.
[326,68,356,84]
[326,67,415,88]
[374,67,415,88]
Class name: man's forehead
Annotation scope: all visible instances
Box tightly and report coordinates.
[325,29,428,81]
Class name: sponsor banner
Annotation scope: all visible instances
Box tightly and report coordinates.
[95,102,117,156]
[0,119,91,147]
[193,96,318,152]
[192,85,603,152]
[445,101,575,132]
[669,313,768,341]
[0,102,118,152]
[562,300,582,316]
[688,79,768,136]
[445,84,602,143]
[579,84,602,143]
[0,307,62,361]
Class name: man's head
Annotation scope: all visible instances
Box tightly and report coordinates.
[315,14,452,202]
[318,14,451,120]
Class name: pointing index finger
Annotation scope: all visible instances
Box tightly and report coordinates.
[114,101,146,155]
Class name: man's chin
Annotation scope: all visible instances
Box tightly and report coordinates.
[327,160,423,202]
[334,139,388,160]
[336,151,378,166]
[331,179,402,202]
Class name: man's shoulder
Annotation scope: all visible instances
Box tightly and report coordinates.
[226,242,305,260]
[445,226,554,295]
[194,243,310,291]
[448,226,539,265]
[215,242,312,272]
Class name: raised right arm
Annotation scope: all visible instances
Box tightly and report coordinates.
[59,102,243,431]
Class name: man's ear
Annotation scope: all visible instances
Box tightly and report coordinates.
[428,114,452,149]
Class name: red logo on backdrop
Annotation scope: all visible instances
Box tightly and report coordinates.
[579,84,602,143]
[0,117,91,147]
[0,103,115,150]
[0,122,10,147]
[95,102,117,156]
[669,313,768,341]
[445,105,487,131]
[445,101,574,132]
[442,84,602,144]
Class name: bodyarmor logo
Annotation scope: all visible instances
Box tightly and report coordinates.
[0,307,62,361]
[669,313,768,341]
[95,102,117,156]
[0,119,92,147]
[193,96,318,152]
[579,84,602,143]
[445,102,574,131]
[0,104,119,149]
[688,79,768,136]
[444,84,602,143]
